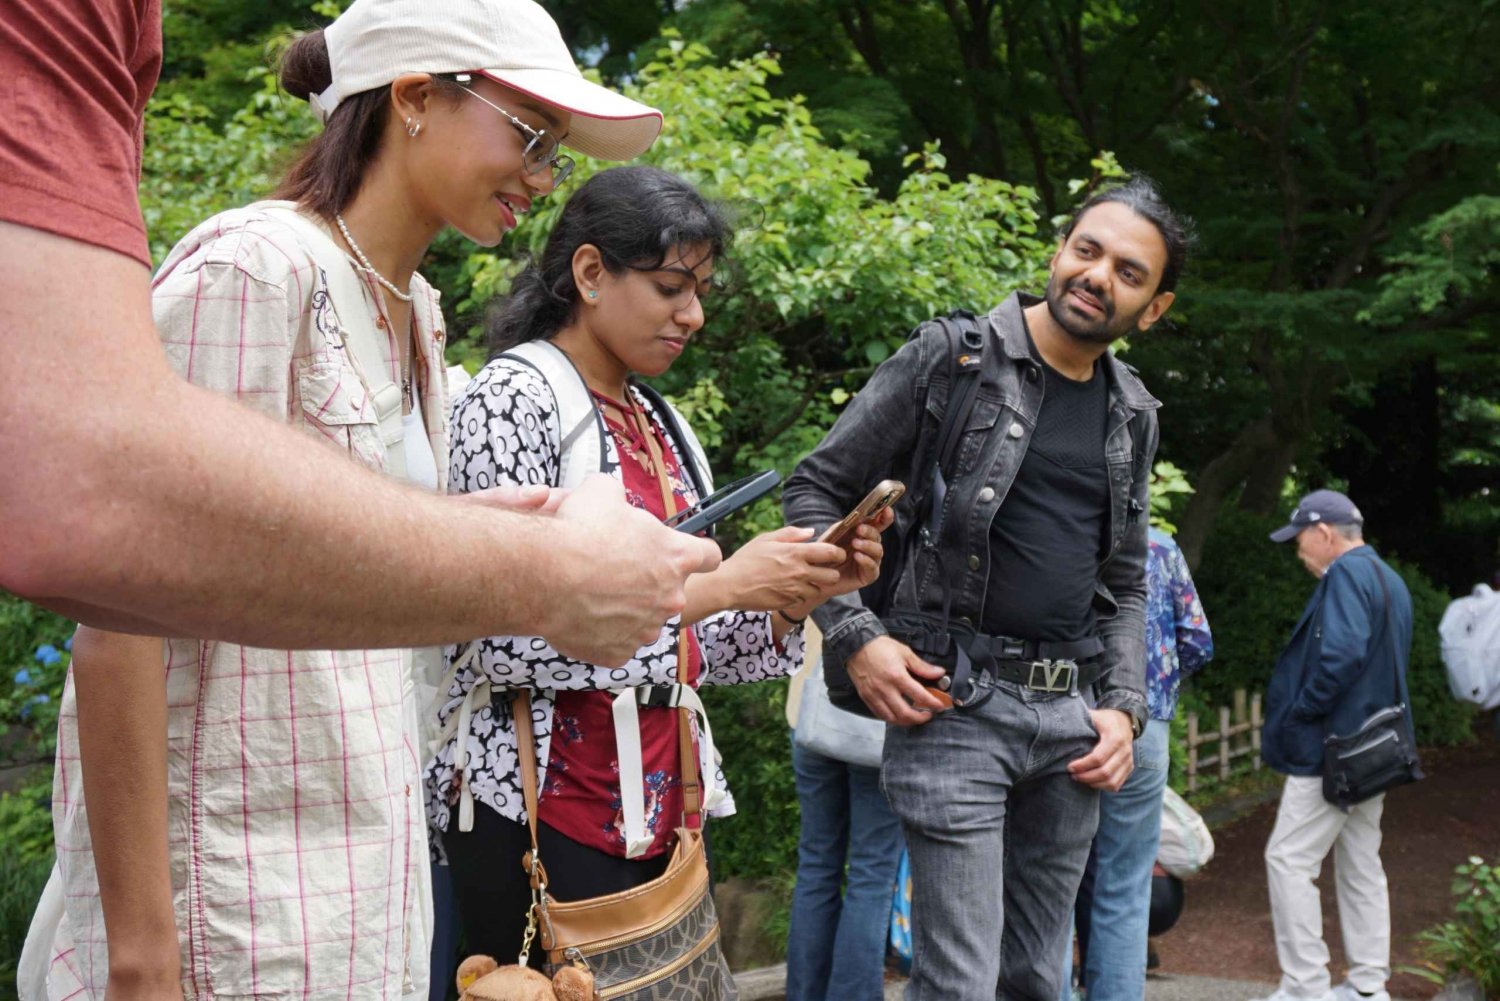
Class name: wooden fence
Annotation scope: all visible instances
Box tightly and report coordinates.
[1184,688,1263,794]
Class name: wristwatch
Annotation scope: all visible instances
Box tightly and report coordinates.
[1125,705,1147,740]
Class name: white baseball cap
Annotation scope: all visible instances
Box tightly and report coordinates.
[308,0,663,161]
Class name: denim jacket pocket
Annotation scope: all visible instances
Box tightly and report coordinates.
[296,354,387,471]
[949,396,1005,478]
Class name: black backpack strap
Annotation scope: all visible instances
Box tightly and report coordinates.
[857,310,988,627]
[917,310,987,546]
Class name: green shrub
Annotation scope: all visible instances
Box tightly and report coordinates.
[0,775,55,865]
[701,680,800,883]
[0,774,55,987]
[1405,856,1500,995]
[0,849,52,987]
[0,593,70,679]
[0,593,73,778]
[1187,507,1475,747]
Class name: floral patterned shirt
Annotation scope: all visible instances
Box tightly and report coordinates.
[1145,527,1214,720]
[424,356,801,858]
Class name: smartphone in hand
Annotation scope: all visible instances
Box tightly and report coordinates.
[818,480,906,548]
[665,469,781,535]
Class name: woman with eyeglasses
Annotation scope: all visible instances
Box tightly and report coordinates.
[424,164,893,971]
[26,2,666,1000]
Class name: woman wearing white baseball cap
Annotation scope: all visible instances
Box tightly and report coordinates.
[22,3,662,1001]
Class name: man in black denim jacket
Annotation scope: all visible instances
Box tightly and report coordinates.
[784,177,1191,1000]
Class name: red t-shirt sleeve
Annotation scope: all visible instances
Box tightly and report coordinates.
[0,0,162,266]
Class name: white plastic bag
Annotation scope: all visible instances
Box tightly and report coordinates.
[1158,786,1215,879]
[1439,585,1500,710]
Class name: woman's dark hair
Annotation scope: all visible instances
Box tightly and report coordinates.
[1060,174,1196,295]
[274,29,463,219]
[487,166,732,355]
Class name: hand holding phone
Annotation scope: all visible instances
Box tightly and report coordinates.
[818,480,906,548]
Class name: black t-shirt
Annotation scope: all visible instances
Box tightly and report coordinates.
[981,333,1110,642]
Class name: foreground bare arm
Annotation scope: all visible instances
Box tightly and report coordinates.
[0,225,717,664]
[71,627,183,1000]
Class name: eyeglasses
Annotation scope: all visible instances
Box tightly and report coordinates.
[452,74,574,186]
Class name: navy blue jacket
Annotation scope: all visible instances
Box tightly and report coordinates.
[1262,546,1415,776]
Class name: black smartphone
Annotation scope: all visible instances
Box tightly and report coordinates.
[666,469,782,535]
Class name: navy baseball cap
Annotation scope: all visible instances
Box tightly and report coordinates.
[1269,489,1364,543]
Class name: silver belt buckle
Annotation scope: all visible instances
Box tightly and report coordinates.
[1026,659,1074,693]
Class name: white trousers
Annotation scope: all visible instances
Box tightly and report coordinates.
[1264,775,1390,996]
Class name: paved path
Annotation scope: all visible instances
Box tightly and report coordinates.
[735,965,1418,1001]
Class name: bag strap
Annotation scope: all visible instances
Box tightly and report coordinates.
[874,311,985,629]
[513,690,546,859]
[511,391,714,867]
[632,380,714,503]
[914,311,986,548]
[250,200,407,477]
[443,341,600,833]
[499,339,614,488]
[512,683,710,862]
[1361,550,1404,706]
[624,389,710,829]
[609,684,721,856]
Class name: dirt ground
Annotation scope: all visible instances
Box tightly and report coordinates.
[1151,728,1500,999]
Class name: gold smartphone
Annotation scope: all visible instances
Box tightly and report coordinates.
[817,480,906,548]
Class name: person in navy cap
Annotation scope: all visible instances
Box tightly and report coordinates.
[1255,489,1413,1001]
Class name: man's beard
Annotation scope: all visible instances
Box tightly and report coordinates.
[1044,272,1146,345]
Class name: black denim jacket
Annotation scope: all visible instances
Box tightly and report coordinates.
[783,292,1159,722]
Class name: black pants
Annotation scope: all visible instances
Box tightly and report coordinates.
[441,802,672,970]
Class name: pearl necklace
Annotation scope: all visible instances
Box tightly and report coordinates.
[335,213,415,407]
[335,213,414,303]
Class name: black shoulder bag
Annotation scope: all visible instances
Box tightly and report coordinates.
[1321,557,1425,809]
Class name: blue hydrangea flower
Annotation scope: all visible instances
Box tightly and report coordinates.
[13,668,32,686]
[64,635,74,652]
[35,644,62,666]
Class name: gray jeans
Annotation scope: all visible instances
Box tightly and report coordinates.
[882,677,1101,1001]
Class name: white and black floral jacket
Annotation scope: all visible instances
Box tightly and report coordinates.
[424,356,802,855]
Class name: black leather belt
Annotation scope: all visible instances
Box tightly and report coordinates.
[883,614,1106,706]
[986,657,1100,693]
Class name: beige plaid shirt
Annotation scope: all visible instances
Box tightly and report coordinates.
[43,204,448,1001]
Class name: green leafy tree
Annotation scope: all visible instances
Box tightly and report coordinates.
[461,39,1059,523]
[571,0,1500,579]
